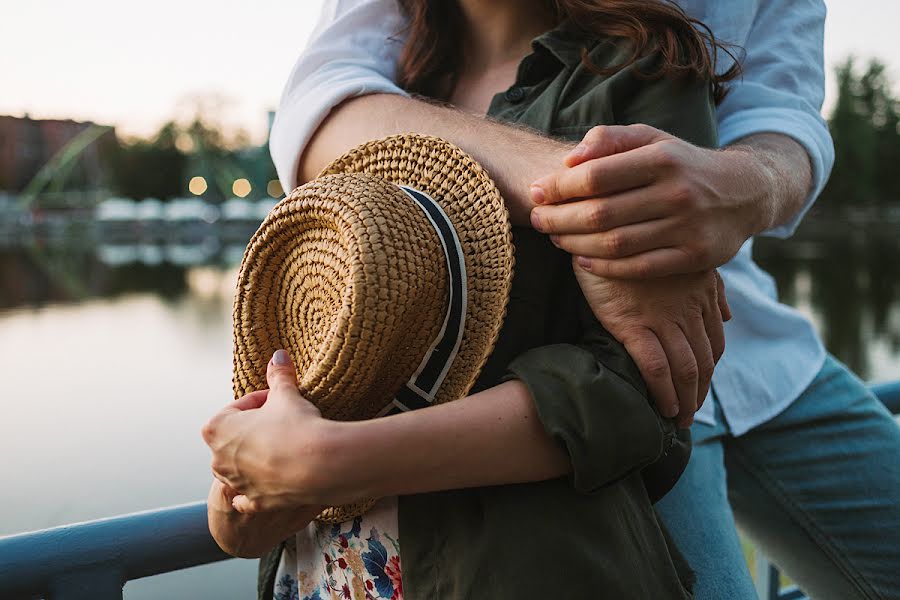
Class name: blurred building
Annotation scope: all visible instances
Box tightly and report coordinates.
[0,115,115,192]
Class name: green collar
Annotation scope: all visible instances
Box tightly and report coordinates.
[530,20,590,69]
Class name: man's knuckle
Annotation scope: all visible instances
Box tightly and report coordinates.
[676,362,700,383]
[651,141,679,169]
[692,243,713,265]
[549,177,564,202]
[586,125,608,144]
[643,356,670,380]
[682,302,703,319]
[582,258,616,278]
[698,357,715,380]
[631,258,654,278]
[588,162,606,188]
[540,211,555,231]
[586,203,607,230]
[680,240,710,267]
[605,232,627,256]
[590,260,611,277]
[669,181,696,209]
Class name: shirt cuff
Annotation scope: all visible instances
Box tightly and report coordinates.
[718,107,835,238]
[269,66,409,193]
[503,343,673,495]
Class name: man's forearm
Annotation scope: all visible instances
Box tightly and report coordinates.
[301,97,814,238]
[725,133,814,235]
[300,94,571,225]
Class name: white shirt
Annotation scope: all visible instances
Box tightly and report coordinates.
[270,0,833,435]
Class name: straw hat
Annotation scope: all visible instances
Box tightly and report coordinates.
[231,134,514,522]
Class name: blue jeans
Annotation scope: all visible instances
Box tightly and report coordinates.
[656,356,900,600]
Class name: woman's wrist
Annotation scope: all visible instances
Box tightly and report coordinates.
[289,416,383,506]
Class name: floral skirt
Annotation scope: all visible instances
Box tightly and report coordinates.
[274,496,403,600]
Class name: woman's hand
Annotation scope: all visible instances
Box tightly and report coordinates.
[529,124,770,278]
[573,263,730,427]
[201,350,335,513]
[207,478,321,558]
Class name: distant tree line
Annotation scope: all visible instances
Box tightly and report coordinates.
[17,57,900,211]
[820,58,900,213]
[107,117,276,202]
[107,122,187,200]
[110,57,898,211]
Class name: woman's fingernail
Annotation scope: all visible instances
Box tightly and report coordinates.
[550,235,560,247]
[273,349,290,366]
[530,210,544,232]
[569,144,587,158]
[575,256,592,271]
[530,185,545,205]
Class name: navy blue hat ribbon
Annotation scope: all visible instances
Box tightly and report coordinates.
[376,185,468,416]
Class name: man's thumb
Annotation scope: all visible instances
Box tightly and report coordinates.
[267,349,298,391]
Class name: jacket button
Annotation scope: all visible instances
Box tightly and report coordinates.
[504,86,526,103]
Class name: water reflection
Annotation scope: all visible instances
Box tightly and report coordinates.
[754,232,900,381]
[0,229,255,310]
[1,227,898,598]
[0,229,262,599]
[3,228,898,381]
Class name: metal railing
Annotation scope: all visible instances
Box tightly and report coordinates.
[0,502,229,600]
[1,382,898,600]
[755,380,900,600]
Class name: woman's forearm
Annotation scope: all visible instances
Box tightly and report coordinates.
[316,380,571,502]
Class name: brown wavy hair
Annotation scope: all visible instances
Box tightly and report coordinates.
[396,0,740,104]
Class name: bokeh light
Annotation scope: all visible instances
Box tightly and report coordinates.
[188,176,207,195]
[266,179,283,198]
[175,133,195,153]
[232,178,251,198]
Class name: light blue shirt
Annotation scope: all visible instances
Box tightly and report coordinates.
[270,0,833,436]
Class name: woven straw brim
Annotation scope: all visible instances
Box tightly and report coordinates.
[318,135,514,404]
[232,134,514,523]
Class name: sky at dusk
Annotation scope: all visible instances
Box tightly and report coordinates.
[3,0,900,143]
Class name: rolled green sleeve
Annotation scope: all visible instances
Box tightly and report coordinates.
[503,303,681,495]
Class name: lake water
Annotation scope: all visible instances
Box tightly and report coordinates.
[2,225,899,598]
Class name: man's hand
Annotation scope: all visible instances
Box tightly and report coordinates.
[574,264,731,427]
[207,478,321,558]
[530,124,779,278]
[201,350,331,513]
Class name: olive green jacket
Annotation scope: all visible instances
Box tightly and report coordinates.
[258,22,717,600]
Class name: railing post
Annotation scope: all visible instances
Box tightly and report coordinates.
[755,553,780,600]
